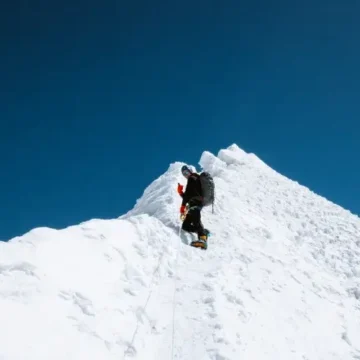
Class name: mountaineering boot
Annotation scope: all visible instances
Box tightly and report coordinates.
[190,239,207,250]
[190,229,209,250]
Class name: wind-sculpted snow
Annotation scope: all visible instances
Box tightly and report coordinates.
[0,144,359,360]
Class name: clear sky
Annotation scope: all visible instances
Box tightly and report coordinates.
[1,0,359,240]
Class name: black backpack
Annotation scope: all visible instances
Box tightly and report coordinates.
[199,172,215,210]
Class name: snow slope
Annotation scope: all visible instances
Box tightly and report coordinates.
[1,144,360,360]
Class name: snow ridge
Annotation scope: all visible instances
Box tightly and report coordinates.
[0,144,360,360]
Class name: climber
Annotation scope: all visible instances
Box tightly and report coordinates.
[177,165,212,249]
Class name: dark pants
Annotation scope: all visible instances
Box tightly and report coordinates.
[182,205,206,238]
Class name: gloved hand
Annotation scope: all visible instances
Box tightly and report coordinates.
[180,205,186,221]
[177,183,184,195]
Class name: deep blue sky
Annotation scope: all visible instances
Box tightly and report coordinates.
[1,0,359,240]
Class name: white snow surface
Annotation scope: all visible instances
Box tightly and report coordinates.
[1,144,360,360]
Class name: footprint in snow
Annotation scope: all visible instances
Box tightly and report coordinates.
[224,293,243,306]
[59,291,95,316]
[205,272,217,278]
[124,288,136,296]
[207,311,217,319]
[0,262,38,278]
[124,343,137,357]
[207,349,229,360]
[203,296,215,304]
[202,282,214,291]
[132,243,146,257]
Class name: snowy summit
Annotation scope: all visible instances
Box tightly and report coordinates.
[0,144,360,360]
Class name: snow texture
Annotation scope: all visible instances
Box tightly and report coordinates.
[1,143,360,360]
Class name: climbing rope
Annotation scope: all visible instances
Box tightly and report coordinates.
[170,223,182,360]
[124,219,183,360]
[123,245,166,359]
